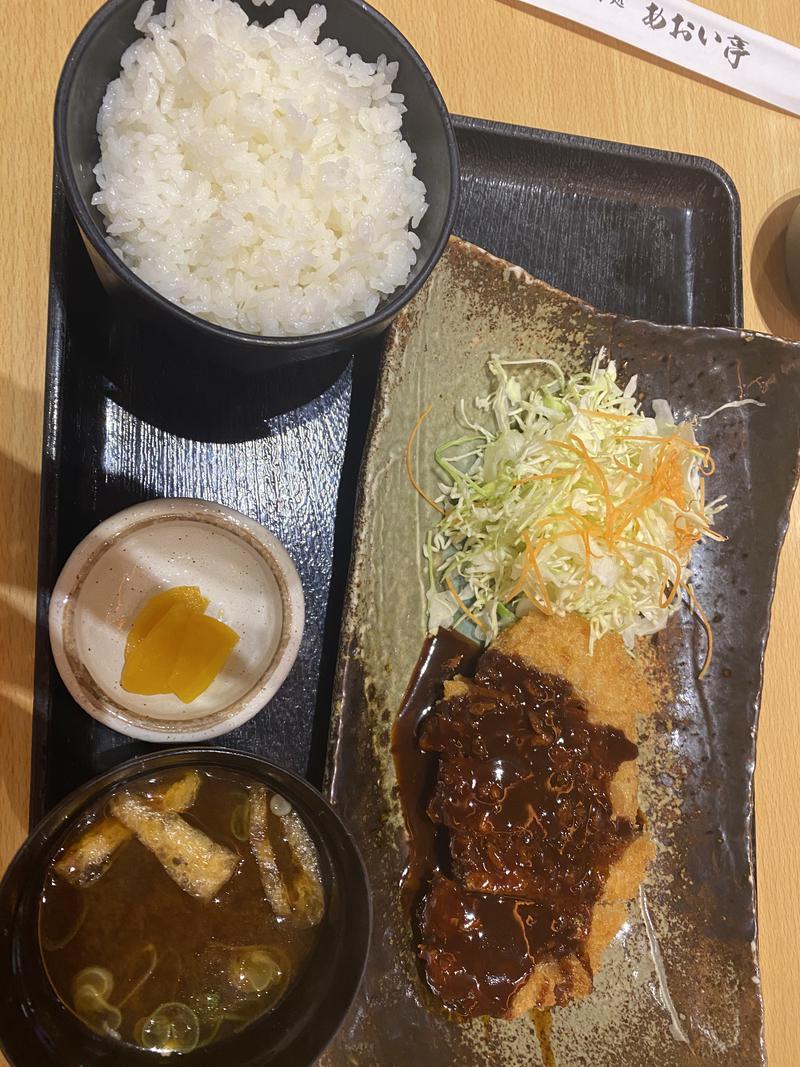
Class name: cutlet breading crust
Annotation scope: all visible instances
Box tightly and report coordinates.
[493,611,655,739]
[500,615,654,1016]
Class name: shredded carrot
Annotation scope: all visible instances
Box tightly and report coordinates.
[534,511,577,529]
[405,406,445,515]
[665,581,680,608]
[445,575,488,633]
[520,435,717,626]
[555,508,597,576]
[533,529,588,551]
[658,579,672,609]
[545,439,616,528]
[613,457,648,482]
[607,481,653,539]
[614,433,711,465]
[684,583,713,679]
[568,434,614,514]
[578,528,593,582]
[658,577,681,609]
[672,518,702,558]
[506,533,539,602]
[546,440,587,463]
[504,529,538,601]
[522,531,554,615]
[617,536,683,590]
[607,441,693,539]
[504,561,531,603]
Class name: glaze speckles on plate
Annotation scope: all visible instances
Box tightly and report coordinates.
[49,499,304,742]
[323,237,800,1066]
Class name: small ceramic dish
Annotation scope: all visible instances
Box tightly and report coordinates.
[49,499,304,742]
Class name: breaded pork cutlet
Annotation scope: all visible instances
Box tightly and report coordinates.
[417,613,654,1019]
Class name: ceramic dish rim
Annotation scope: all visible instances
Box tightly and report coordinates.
[48,498,305,742]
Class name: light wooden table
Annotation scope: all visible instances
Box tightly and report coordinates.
[1,0,798,1062]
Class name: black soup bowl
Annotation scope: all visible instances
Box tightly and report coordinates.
[54,0,460,373]
[0,748,372,1067]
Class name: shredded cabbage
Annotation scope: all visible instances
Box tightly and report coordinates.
[423,349,725,651]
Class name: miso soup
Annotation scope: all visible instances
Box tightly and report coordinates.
[39,768,325,1054]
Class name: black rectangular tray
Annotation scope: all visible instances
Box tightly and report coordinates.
[30,115,742,823]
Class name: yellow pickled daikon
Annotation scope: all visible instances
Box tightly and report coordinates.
[169,614,240,704]
[121,587,239,703]
[125,586,209,654]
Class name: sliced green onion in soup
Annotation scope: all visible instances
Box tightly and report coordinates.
[72,969,121,1035]
[137,1003,200,1054]
[228,946,284,994]
[230,801,251,842]
[72,965,114,1000]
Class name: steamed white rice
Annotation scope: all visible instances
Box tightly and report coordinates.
[92,0,429,336]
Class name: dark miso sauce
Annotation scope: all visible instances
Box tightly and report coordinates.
[39,769,322,1053]
[390,628,481,911]
[392,629,639,1024]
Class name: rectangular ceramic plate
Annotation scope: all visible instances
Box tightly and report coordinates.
[325,237,800,1066]
[31,118,743,817]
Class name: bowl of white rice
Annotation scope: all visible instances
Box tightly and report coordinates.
[54,0,458,369]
